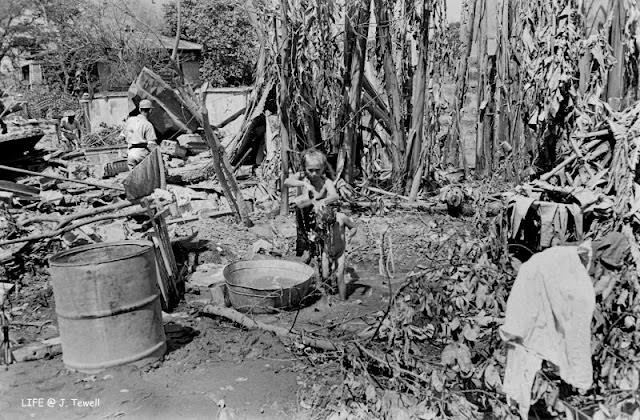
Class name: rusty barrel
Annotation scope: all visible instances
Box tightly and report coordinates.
[49,241,166,373]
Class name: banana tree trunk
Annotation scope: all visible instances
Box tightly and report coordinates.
[405,2,431,193]
[276,4,291,216]
[338,0,371,182]
[374,0,405,186]
[444,0,477,176]
[475,0,493,178]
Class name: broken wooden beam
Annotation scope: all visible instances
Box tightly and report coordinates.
[201,303,438,386]
[19,200,136,229]
[212,107,246,129]
[0,206,147,247]
[0,180,39,198]
[0,164,125,192]
[540,139,606,182]
[202,304,339,351]
[364,186,410,201]
[166,210,234,225]
[147,208,182,310]
[352,200,447,213]
[12,337,62,362]
[574,129,609,139]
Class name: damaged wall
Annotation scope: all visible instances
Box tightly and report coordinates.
[203,86,250,136]
[87,86,250,135]
[88,92,129,130]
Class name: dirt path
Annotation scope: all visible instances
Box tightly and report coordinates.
[0,211,454,419]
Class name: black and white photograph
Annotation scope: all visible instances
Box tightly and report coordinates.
[0,0,639,418]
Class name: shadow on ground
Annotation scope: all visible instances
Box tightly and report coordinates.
[164,323,199,354]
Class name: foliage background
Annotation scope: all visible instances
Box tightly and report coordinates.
[1,0,177,95]
[163,0,259,87]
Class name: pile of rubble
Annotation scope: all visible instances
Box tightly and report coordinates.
[0,124,283,367]
[0,130,277,282]
[82,124,123,148]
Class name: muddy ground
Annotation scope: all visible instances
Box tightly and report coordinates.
[0,209,461,419]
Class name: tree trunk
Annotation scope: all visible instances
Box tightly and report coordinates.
[475,0,489,177]
[480,55,496,175]
[362,75,393,131]
[333,4,355,157]
[229,0,269,167]
[302,85,322,147]
[606,0,625,110]
[200,107,243,224]
[495,0,511,177]
[171,0,181,64]
[164,25,252,227]
[276,6,291,216]
[405,2,431,193]
[338,0,371,182]
[62,63,71,95]
[510,0,524,183]
[374,0,405,186]
[444,0,477,176]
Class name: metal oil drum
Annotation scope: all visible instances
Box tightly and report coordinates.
[48,241,166,373]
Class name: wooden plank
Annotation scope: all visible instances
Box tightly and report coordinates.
[151,235,172,311]
[0,282,15,305]
[160,219,178,276]
[0,164,124,192]
[158,147,167,189]
[152,213,181,304]
[152,231,173,278]
[157,216,182,295]
[143,203,180,309]
[12,337,62,362]
[153,217,175,276]
[0,180,39,198]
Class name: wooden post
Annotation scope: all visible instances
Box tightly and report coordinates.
[165,33,252,226]
[200,102,253,227]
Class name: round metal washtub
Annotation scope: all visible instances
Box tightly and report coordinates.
[48,241,166,373]
[223,259,315,313]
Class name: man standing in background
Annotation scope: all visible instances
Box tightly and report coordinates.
[123,99,158,170]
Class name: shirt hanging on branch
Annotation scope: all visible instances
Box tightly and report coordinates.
[500,245,595,419]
